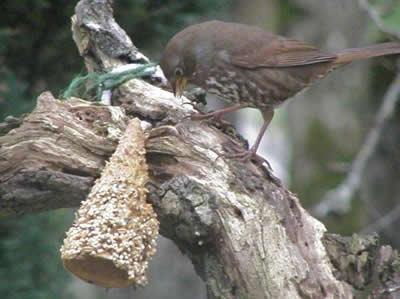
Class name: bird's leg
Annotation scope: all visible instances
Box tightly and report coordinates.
[222,108,274,167]
[189,104,247,125]
[251,109,274,153]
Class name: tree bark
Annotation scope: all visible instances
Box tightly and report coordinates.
[0,0,399,298]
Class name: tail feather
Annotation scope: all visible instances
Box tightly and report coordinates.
[335,42,400,65]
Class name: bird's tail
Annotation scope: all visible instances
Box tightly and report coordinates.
[334,42,400,65]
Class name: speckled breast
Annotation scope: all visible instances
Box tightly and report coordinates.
[202,66,310,109]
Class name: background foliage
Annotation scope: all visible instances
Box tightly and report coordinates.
[0,1,227,297]
[1,0,399,298]
[0,212,73,299]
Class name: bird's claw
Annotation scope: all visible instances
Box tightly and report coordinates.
[216,148,272,170]
[184,111,230,126]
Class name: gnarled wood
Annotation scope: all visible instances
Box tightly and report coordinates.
[0,92,128,217]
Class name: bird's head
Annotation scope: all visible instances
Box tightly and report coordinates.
[160,23,215,98]
[160,38,191,99]
[160,55,188,98]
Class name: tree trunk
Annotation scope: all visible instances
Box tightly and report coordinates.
[0,0,399,298]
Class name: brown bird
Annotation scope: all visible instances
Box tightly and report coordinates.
[160,20,400,162]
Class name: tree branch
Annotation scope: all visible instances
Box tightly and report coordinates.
[0,92,128,217]
[314,71,400,217]
[358,0,400,39]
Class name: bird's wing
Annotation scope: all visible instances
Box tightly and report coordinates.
[230,39,336,68]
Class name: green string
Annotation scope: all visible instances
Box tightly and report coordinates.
[62,63,157,101]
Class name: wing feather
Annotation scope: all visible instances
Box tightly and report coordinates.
[230,39,336,68]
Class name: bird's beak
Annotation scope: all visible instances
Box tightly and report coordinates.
[172,77,187,99]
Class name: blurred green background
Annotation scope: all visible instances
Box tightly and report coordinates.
[1,0,399,298]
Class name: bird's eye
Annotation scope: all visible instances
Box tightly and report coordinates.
[175,67,184,77]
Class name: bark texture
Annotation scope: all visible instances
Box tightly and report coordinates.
[0,0,399,298]
[0,93,128,217]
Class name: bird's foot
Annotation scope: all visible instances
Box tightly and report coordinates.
[217,148,281,184]
[184,104,248,126]
[186,111,230,126]
[219,148,272,170]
